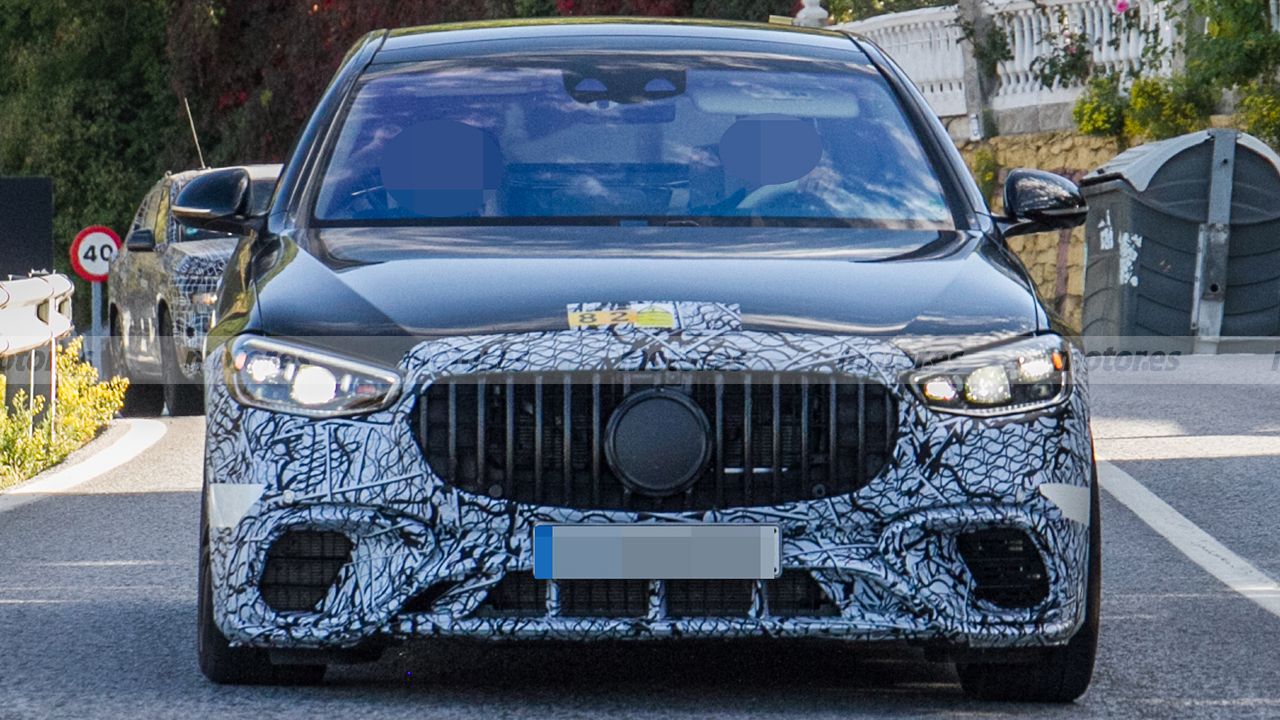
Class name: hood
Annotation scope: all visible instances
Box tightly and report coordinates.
[250,227,1042,364]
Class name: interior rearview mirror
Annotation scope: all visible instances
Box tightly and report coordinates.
[1000,168,1088,238]
[172,167,260,235]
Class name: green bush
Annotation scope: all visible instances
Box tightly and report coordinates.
[0,337,127,490]
[1240,81,1280,150]
[1073,75,1128,139]
[1125,75,1215,141]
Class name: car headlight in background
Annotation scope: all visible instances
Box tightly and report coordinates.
[907,335,1070,416]
[224,335,402,418]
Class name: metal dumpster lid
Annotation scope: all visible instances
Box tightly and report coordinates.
[1081,129,1280,192]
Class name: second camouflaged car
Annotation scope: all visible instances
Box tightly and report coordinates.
[108,164,281,415]
[179,20,1098,702]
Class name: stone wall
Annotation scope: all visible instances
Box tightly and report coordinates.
[958,131,1125,329]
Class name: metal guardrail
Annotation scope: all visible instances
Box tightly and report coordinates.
[0,273,74,357]
[0,273,75,417]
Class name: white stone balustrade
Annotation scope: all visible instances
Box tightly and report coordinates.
[835,5,968,118]
[988,0,1172,113]
[836,0,1175,130]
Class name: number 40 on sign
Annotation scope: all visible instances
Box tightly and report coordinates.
[69,225,121,283]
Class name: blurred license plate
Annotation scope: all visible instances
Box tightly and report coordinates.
[532,524,780,580]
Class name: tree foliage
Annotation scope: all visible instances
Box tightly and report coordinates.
[1184,0,1280,88]
[826,0,948,24]
[1,0,805,281]
[166,1,496,167]
[0,0,178,278]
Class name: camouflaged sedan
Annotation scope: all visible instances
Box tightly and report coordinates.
[107,164,281,415]
[179,19,1099,702]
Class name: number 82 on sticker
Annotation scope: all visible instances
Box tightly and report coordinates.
[566,303,679,329]
[567,309,635,328]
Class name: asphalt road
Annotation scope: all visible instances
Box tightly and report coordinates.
[2,356,1280,719]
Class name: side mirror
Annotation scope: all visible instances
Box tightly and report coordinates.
[126,229,156,252]
[1001,169,1087,238]
[172,167,260,235]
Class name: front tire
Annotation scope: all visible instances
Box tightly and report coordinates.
[161,319,203,416]
[197,487,326,685]
[108,311,165,417]
[956,474,1101,703]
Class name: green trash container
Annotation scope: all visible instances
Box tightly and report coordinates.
[1080,129,1280,353]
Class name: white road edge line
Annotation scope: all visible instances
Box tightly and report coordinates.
[0,419,167,512]
[1098,461,1280,620]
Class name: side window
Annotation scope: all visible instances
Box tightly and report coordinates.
[153,182,173,244]
[131,188,157,236]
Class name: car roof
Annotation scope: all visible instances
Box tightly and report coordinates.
[373,17,863,63]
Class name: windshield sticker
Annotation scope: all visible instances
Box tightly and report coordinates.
[566,302,741,332]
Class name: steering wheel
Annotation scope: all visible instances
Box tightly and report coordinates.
[736,181,834,217]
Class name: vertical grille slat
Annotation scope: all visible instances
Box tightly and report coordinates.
[563,374,573,503]
[800,376,810,488]
[856,380,867,489]
[885,385,895,459]
[534,376,544,499]
[447,383,458,483]
[505,377,515,488]
[742,374,753,505]
[771,374,782,502]
[714,373,725,508]
[827,377,838,488]
[476,378,487,488]
[420,371,896,511]
[591,374,602,506]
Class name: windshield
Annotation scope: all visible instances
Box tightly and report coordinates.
[313,52,954,229]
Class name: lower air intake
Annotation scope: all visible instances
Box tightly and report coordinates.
[956,528,1050,609]
[474,570,835,618]
[259,530,353,613]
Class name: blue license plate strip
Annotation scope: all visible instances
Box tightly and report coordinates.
[532,524,780,580]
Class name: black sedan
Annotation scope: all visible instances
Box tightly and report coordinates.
[177,19,1096,702]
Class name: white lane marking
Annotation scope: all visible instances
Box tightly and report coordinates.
[0,419,167,513]
[35,560,169,567]
[1096,434,1280,461]
[1098,461,1280,620]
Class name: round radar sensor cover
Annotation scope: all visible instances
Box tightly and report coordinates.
[605,389,711,497]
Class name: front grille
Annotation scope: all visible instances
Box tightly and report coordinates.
[473,571,834,619]
[476,570,545,616]
[956,529,1050,609]
[259,530,353,613]
[416,371,897,511]
[666,579,753,617]
[560,579,650,617]
[769,569,839,617]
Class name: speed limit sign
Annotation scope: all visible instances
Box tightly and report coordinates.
[69,225,122,283]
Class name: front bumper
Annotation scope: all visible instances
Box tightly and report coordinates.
[203,327,1094,650]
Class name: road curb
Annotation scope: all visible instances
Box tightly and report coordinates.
[0,419,168,514]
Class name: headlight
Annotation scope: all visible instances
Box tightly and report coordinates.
[193,292,219,306]
[907,335,1070,416]
[224,335,402,418]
